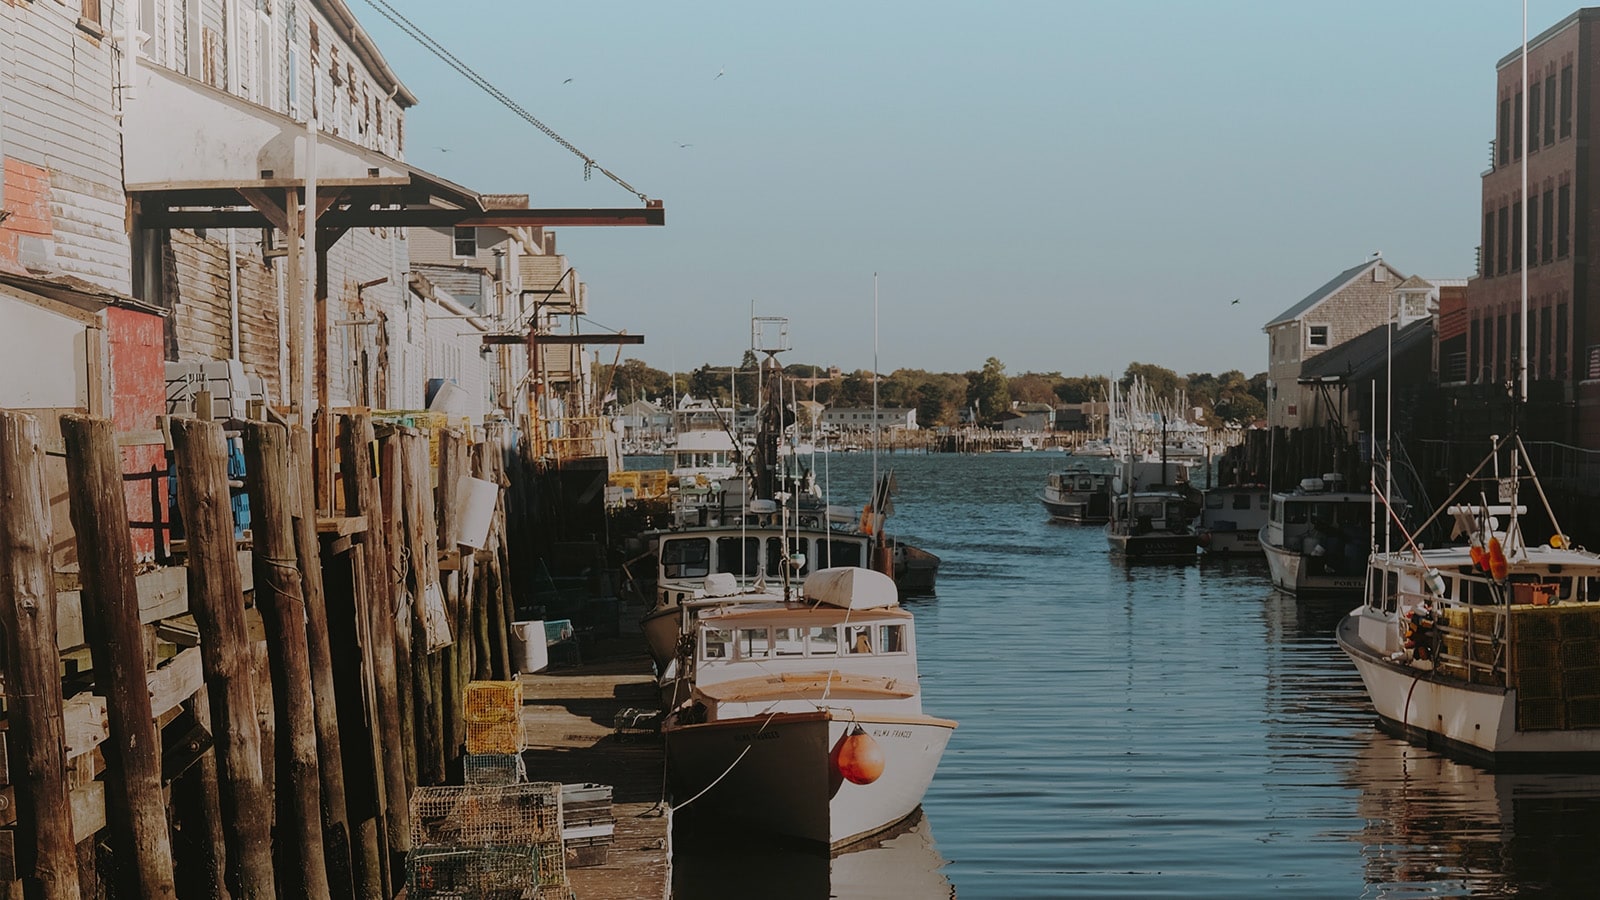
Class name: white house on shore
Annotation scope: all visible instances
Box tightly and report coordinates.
[821,407,917,431]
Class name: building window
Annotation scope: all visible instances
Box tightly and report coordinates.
[453,226,476,258]
[1558,302,1569,378]
[1513,91,1523,159]
[1483,211,1496,277]
[1498,205,1510,273]
[1541,305,1553,379]
[1561,65,1573,138]
[1499,97,1511,165]
[1542,188,1555,262]
[1306,325,1329,349]
[1558,185,1570,257]
[1470,317,1482,381]
[1528,194,1539,266]
[1545,74,1557,145]
[1286,404,1298,418]
[1530,82,1542,150]
[1512,201,1522,270]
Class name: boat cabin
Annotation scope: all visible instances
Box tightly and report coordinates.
[659,530,870,586]
[1109,491,1190,535]
[1265,477,1377,575]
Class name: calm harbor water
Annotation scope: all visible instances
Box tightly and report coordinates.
[666,451,1600,898]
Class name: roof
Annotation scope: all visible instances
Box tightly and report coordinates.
[1496,8,1600,70]
[1391,274,1433,293]
[1263,258,1404,329]
[322,1,418,107]
[1298,317,1434,383]
[0,263,165,317]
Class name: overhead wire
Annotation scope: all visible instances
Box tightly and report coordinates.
[357,0,651,203]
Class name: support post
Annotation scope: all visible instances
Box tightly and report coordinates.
[239,422,331,900]
[59,415,178,899]
[377,430,419,798]
[0,411,82,900]
[169,419,277,898]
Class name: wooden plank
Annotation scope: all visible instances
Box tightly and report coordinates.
[55,552,253,651]
[315,516,367,536]
[61,648,205,759]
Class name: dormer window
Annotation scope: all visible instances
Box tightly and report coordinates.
[1307,325,1329,349]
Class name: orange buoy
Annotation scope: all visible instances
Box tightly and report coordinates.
[1488,536,1509,581]
[832,724,886,785]
[1469,538,1488,571]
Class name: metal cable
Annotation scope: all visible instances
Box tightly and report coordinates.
[357,0,651,203]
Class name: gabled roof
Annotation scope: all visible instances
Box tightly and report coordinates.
[1298,317,1434,383]
[1263,258,1404,329]
[1391,274,1433,293]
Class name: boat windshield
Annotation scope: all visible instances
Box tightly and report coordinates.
[702,622,907,661]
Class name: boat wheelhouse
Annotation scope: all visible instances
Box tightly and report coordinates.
[1197,485,1270,557]
[662,568,956,848]
[1104,490,1198,563]
[1260,475,1378,595]
[1039,466,1112,524]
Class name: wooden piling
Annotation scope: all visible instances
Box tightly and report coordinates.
[377,430,418,798]
[338,414,410,877]
[436,428,467,764]
[59,414,179,899]
[169,418,277,899]
[401,431,445,783]
[288,426,359,899]
[170,685,228,900]
[0,411,82,900]
[240,421,331,900]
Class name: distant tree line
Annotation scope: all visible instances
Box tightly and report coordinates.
[597,357,1268,428]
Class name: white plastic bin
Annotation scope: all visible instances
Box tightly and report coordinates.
[511,620,549,674]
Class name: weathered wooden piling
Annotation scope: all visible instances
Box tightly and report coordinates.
[288,425,360,898]
[401,430,446,783]
[376,430,419,799]
[0,410,82,900]
[59,414,179,900]
[437,428,469,761]
[170,685,227,900]
[338,414,410,880]
[240,421,332,900]
[169,418,277,898]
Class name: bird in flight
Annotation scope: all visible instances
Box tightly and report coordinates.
[563,77,573,84]
[677,142,694,149]
[435,146,451,153]
[1231,298,1240,305]
[714,65,725,80]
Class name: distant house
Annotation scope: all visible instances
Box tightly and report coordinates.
[1001,402,1054,432]
[821,407,917,431]
[1263,257,1409,429]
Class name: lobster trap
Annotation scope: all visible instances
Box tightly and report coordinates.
[465,680,525,755]
[410,782,564,848]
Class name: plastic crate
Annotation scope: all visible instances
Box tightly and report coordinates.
[411,782,563,847]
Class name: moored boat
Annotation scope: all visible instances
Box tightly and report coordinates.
[1104,489,1198,563]
[662,567,955,848]
[1197,484,1270,557]
[1038,466,1112,524]
[1260,474,1379,595]
[1337,435,1600,768]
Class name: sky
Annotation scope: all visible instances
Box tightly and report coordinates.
[353,0,1553,380]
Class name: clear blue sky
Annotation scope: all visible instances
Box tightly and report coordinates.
[355,0,1547,379]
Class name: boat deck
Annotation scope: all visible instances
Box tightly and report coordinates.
[519,626,671,900]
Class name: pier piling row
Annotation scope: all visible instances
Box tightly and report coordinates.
[0,406,620,897]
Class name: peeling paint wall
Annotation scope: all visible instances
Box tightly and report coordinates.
[108,306,167,559]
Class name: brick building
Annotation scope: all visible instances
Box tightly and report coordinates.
[1463,7,1598,444]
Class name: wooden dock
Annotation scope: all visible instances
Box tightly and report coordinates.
[519,627,671,900]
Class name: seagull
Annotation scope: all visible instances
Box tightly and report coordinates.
[714,65,725,80]
[435,146,451,153]
[677,142,694,149]
[563,77,573,84]
[1231,298,1240,305]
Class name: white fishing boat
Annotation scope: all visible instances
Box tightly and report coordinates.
[1337,434,1600,768]
[1038,466,1112,524]
[1197,484,1270,557]
[1104,489,1198,563]
[1260,474,1379,595]
[662,567,956,849]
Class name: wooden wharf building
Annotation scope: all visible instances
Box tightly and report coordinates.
[2,1,664,896]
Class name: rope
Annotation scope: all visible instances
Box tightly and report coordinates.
[357,0,651,203]
[670,708,782,812]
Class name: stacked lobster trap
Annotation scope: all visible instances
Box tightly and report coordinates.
[406,681,572,898]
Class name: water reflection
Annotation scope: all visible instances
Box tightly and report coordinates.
[1347,732,1600,898]
[673,807,952,899]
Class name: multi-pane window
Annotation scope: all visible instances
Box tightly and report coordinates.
[1542,188,1555,262]
[1307,325,1329,349]
[1558,185,1571,257]
[1557,302,1569,378]
[1498,205,1510,272]
[1512,201,1522,270]
[1530,82,1542,150]
[1545,74,1557,145]
[453,226,476,258]
[1561,65,1574,138]
[1528,194,1539,265]
[1484,211,1496,277]
[1514,91,1523,158]
[1499,97,1512,165]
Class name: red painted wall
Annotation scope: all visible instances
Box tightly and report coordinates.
[107,306,167,559]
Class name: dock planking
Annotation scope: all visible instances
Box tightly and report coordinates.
[519,630,670,900]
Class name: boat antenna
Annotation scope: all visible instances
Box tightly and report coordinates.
[872,273,880,512]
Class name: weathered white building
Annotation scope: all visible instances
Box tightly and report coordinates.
[821,407,918,431]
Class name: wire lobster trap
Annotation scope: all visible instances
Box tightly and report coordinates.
[463,752,527,787]
[410,782,563,848]
[406,847,538,899]
[465,680,525,755]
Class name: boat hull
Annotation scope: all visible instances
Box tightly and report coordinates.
[1105,526,1198,563]
[1260,527,1364,595]
[1199,529,1262,557]
[1038,493,1108,524]
[1337,613,1600,769]
[665,710,956,849]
